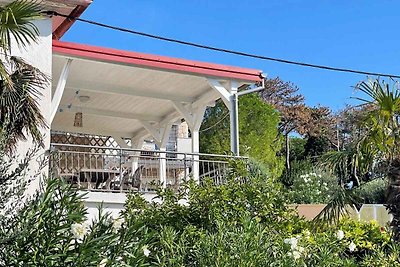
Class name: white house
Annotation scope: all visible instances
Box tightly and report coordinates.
[4,0,264,217]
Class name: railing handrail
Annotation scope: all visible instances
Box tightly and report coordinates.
[50,143,248,160]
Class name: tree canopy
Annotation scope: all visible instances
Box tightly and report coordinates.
[200,94,284,177]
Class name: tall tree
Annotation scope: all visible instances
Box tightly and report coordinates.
[0,0,48,151]
[200,94,284,177]
[259,77,306,173]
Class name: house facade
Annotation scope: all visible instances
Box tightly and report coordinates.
[4,0,264,218]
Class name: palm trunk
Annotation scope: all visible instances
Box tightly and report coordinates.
[385,159,400,241]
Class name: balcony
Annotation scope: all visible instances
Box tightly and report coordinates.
[50,143,244,193]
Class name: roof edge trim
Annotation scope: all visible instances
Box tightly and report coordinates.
[53,40,263,82]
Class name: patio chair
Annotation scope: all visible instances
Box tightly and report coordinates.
[121,165,145,191]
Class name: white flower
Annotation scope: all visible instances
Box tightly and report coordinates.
[112,217,124,231]
[98,259,108,267]
[303,230,311,239]
[71,223,88,241]
[142,245,151,257]
[336,230,345,240]
[323,182,327,186]
[349,242,356,252]
[288,250,301,260]
[284,237,298,250]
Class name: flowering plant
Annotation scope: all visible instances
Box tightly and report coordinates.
[287,170,340,204]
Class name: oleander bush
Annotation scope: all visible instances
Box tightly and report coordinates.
[286,169,340,204]
[0,178,153,266]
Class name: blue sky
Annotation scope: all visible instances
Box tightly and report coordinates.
[63,1,400,111]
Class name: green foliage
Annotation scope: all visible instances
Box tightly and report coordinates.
[289,137,307,161]
[336,219,391,251]
[281,158,313,186]
[0,177,153,266]
[0,57,49,151]
[313,187,361,227]
[194,217,283,267]
[200,95,284,177]
[2,160,400,266]
[304,135,331,159]
[355,179,386,204]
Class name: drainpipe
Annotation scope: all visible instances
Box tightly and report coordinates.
[231,76,266,156]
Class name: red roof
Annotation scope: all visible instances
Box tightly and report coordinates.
[53,40,263,82]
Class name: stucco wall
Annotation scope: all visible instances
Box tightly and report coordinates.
[11,18,52,195]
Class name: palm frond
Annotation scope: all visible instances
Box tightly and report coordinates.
[0,56,49,152]
[313,187,360,227]
[0,0,43,52]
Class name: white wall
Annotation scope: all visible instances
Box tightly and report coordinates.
[82,192,160,221]
[11,18,53,195]
[82,191,188,221]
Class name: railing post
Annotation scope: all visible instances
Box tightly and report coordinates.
[183,153,187,181]
[159,147,167,188]
[191,130,200,183]
[119,148,123,193]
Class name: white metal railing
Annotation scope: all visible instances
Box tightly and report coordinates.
[49,143,245,193]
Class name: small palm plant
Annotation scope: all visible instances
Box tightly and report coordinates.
[0,0,48,152]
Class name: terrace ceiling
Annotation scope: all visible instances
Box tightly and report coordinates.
[51,40,263,145]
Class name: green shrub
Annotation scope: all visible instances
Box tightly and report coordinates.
[355,179,386,204]
[0,178,153,266]
[281,159,314,185]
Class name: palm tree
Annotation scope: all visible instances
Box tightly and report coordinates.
[356,78,400,240]
[0,0,48,152]
[317,78,400,239]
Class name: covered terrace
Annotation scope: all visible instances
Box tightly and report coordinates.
[50,40,263,192]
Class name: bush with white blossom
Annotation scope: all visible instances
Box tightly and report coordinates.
[287,170,340,204]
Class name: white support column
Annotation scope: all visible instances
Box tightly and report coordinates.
[191,105,207,183]
[159,147,167,188]
[191,129,200,182]
[50,58,72,124]
[139,120,174,188]
[159,123,173,188]
[208,79,240,156]
[130,137,144,175]
[229,82,239,155]
[171,98,209,183]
